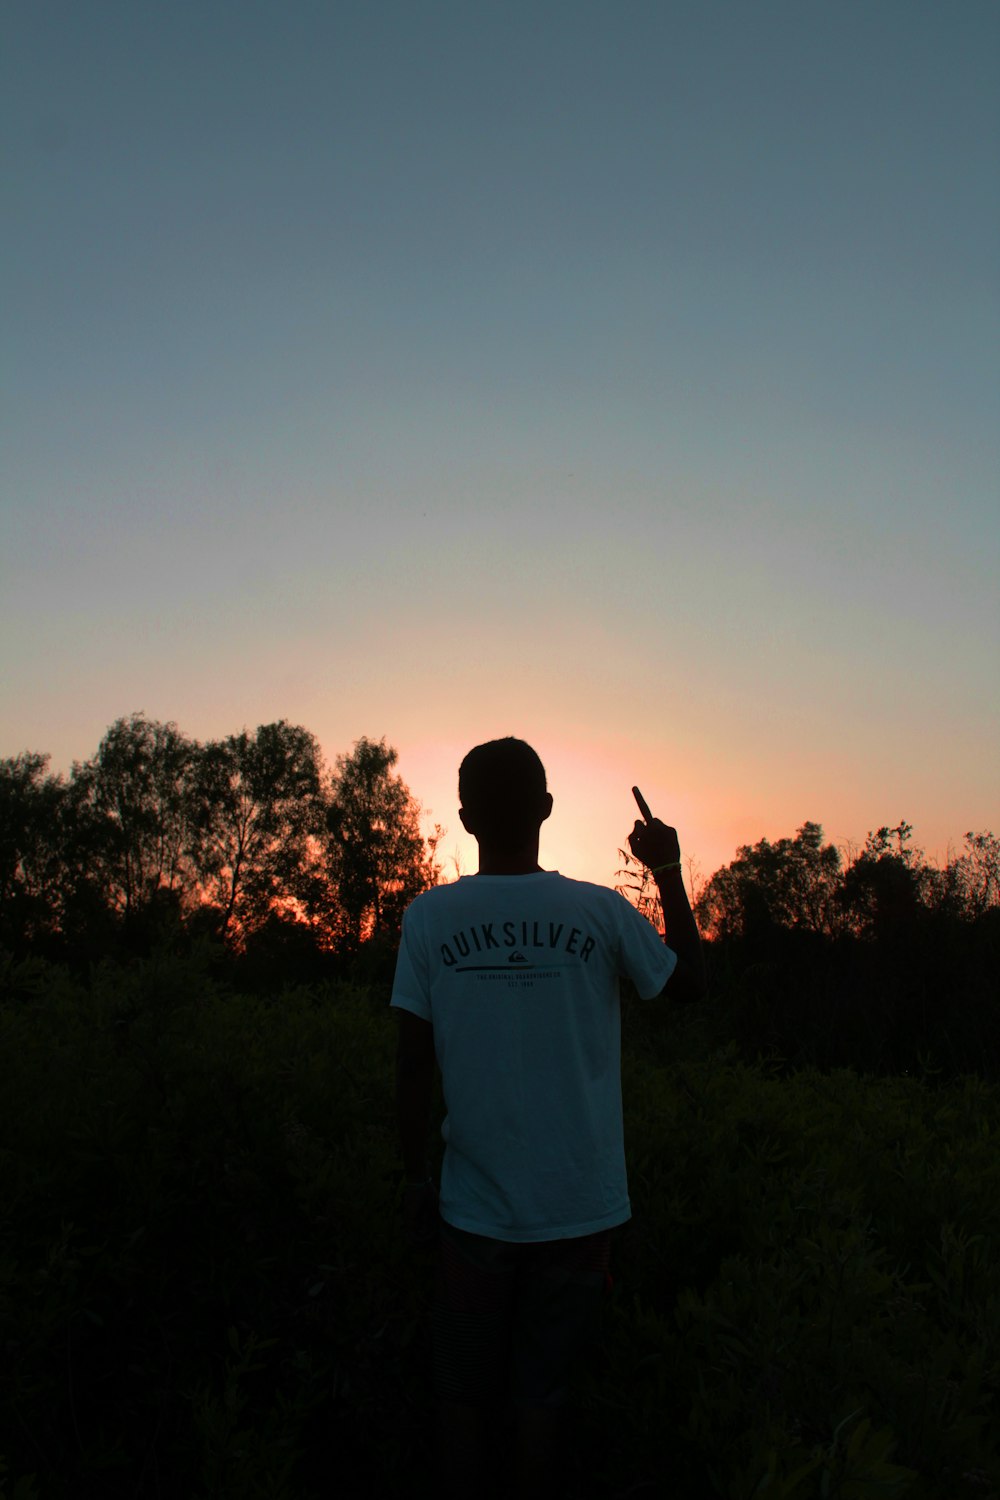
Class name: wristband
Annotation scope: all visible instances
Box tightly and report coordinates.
[651,861,682,874]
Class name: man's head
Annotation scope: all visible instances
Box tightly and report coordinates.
[458,737,553,856]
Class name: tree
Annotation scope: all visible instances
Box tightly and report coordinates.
[937,831,1000,921]
[188,721,326,945]
[839,822,928,939]
[0,752,68,952]
[325,736,441,949]
[695,822,844,942]
[69,714,196,932]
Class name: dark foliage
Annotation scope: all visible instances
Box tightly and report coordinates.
[0,717,442,969]
[617,822,1000,1080]
[0,951,996,1499]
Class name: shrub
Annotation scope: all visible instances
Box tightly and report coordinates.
[1,949,997,1498]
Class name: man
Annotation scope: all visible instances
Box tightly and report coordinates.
[391,737,705,1498]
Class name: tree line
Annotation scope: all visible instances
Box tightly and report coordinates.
[0,713,443,965]
[617,818,998,943]
[699,819,997,940]
[615,818,999,1078]
[3,713,998,979]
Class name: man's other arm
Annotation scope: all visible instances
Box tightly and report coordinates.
[395,1008,436,1181]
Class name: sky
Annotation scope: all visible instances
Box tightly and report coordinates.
[3,0,998,891]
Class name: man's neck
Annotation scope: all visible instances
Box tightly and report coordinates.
[476,846,544,876]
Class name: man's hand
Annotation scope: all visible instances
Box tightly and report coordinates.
[628,816,681,872]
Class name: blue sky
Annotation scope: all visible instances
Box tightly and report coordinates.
[3,0,998,885]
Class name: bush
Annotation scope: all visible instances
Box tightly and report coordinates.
[0,949,425,1498]
[595,1048,1000,1496]
[0,949,997,1498]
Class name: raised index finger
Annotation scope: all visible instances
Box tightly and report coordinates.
[632,786,653,824]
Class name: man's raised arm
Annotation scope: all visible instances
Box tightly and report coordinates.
[628,791,706,1004]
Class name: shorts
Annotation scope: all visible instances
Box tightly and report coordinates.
[432,1217,613,1410]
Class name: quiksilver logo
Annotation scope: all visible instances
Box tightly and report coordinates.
[440,919,597,968]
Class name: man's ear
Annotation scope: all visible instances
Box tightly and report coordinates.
[541,793,554,823]
[459,807,475,836]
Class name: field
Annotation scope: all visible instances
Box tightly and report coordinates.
[0,947,997,1499]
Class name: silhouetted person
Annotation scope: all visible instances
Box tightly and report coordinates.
[391,737,705,1498]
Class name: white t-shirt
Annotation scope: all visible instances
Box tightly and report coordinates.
[390,871,676,1242]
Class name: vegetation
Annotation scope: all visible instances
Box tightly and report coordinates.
[0,716,443,965]
[2,717,998,1495]
[618,822,1000,1080]
[0,950,996,1499]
